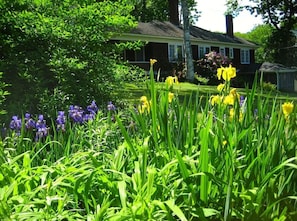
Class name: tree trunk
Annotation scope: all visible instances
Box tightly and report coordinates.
[180,0,195,81]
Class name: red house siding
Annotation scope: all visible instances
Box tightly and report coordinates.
[232,48,241,66]
[192,45,198,60]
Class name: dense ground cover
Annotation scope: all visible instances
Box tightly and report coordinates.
[1,62,297,220]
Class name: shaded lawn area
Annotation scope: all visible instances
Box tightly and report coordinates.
[116,81,297,105]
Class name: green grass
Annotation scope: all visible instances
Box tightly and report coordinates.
[117,81,297,104]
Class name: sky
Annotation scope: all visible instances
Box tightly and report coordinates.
[194,0,264,33]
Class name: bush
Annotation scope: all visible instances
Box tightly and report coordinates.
[195,51,232,84]
[261,81,277,91]
[0,0,137,119]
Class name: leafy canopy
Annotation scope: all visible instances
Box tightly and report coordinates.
[0,0,137,118]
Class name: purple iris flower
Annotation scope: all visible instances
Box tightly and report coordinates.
[56,111,66,131]
[35,114,48,141]
[9,116,22,134]
[69,105,84,123]
[107,101,116,111]
[83,113,96,122]
[24,113,36,130]
[87,100,98,114]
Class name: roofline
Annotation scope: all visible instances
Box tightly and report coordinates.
[112,33,258,49]
[260,69,297,73]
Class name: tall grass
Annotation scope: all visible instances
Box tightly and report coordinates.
[0,61,296,220]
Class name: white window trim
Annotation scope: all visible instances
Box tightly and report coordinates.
[198,45,211,58]
[219,47,226,56]
[168,43,184,62]
[240,48,250,64]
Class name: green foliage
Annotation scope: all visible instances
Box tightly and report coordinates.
[235,24,274,63]
[0,0,137,119]
[132,0,169,22]
[0,72,9,115]
[230,1,296,65]
[261,81,277,92]
[131,0,199,23]
[267,28,296,66]
[114,63,146,83]
[1,64,297,220]
[246,0,297,31]
[244,0,296,65]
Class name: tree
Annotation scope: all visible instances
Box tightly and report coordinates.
[132,0,199,23]
[180,0,195,81]
[0,0,137,118]
[226,0,297,66]
[247,0,297,65]
[131,0,169,22]
[235,24,274,63]
[246,0,297,31]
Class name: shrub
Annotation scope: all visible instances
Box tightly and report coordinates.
[261,81,277,91]
[195,51,232,84]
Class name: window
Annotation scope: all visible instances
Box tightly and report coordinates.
[124,47,145,62]
[198,45,210,58]
[219,47,226,56]
[168,44,184,62]
[240,49,250,64]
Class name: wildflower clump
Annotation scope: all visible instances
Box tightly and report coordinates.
[6,100,104,141]
[210,65,244,122]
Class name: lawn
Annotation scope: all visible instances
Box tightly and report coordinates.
[117,80,297,104]
[1,66,297,220]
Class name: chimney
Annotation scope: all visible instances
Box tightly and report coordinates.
[169,0,179,25]
[226,14,234,37]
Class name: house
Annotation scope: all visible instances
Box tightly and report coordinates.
[112,15,258,84]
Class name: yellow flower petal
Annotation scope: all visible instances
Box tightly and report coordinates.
[168,92,174,103]
[150,59,157,66]
[140,96,148,103]
[282,102,294,117]
[217,67,223,80]
[217,83,225,92]
[223,94,235,105]
[211,95,221,106]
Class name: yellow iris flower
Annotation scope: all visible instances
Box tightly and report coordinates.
[168,92,174,103]
[282,102,294,118]
[217,65,236,82]
[211,95,221,106]
[165,76,179,86]
[138,96,151,114]
[150,59,157,66]
[223,94,235,105]
[217,83,225,92]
